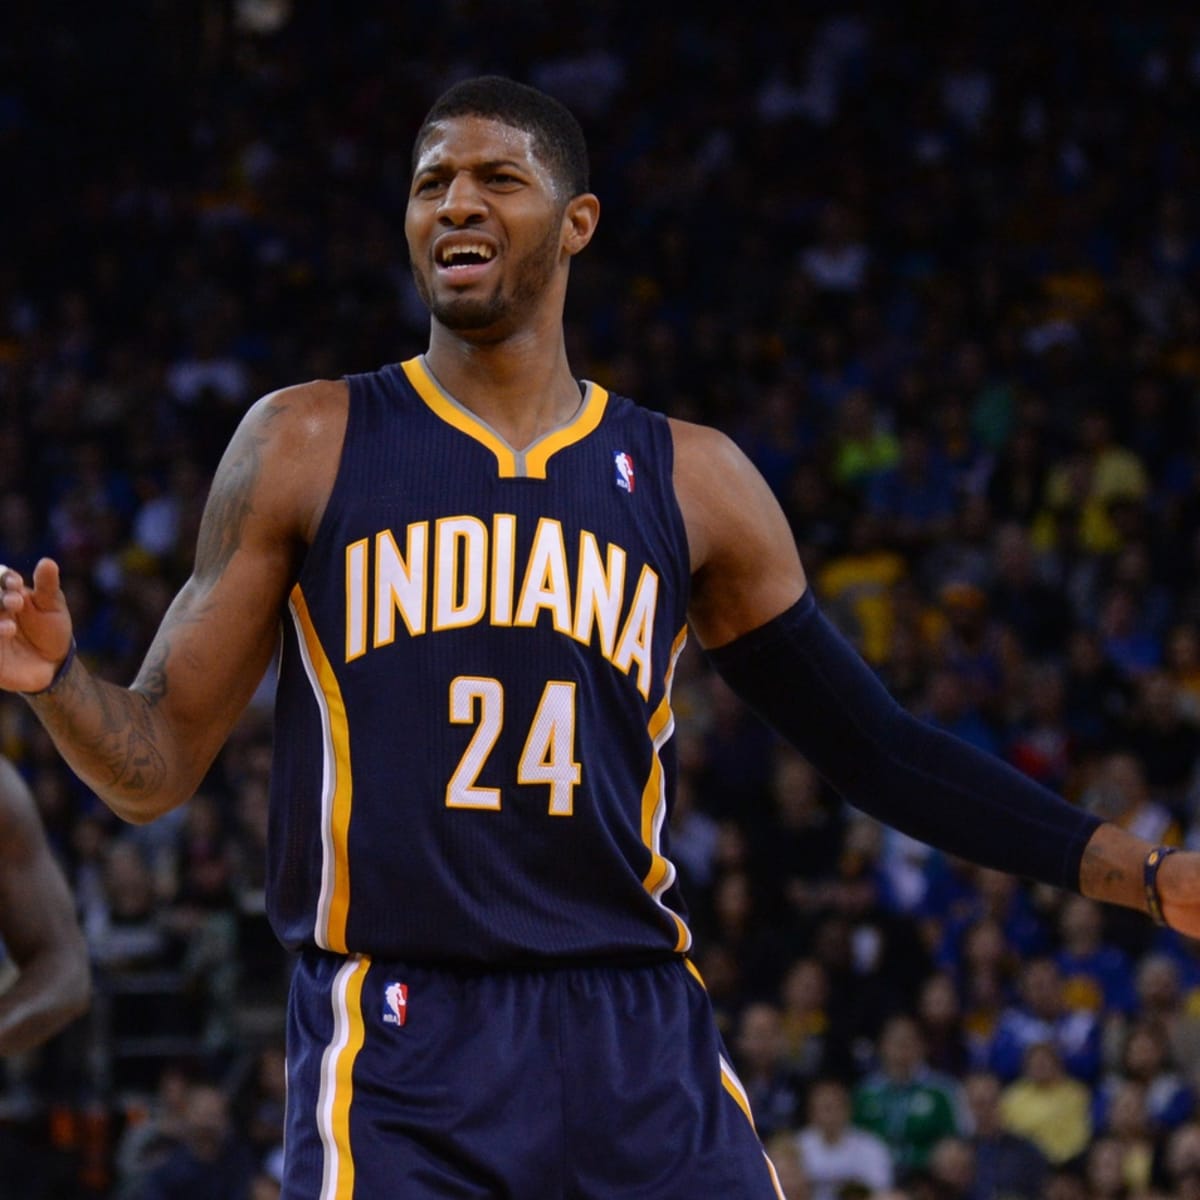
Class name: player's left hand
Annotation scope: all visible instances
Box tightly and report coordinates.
[1157,851,1200,939]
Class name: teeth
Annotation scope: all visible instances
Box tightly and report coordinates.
[440,242,495,265]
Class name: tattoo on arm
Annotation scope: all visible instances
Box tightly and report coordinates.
[1078,832,1146,913]
[30,662,168,799]
[1081,842,1126,887]
[25,402,293,810]
[193,403,286,577]
[137,640,169,705]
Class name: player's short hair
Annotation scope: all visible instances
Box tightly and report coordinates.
[412,75,590,199]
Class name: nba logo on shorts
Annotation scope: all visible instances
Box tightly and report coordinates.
[614,451,635,493]
[383,981,408,1026]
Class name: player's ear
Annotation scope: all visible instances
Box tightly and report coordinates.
[562,193,600,257]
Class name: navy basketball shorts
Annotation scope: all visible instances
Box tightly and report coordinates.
[282,950,786,1199]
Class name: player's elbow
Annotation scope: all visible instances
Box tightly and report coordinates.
[6,942,94,1051]
[110,802,171,826]
[53,953,93,1043]
[69,943,92,1006]
[51,969,92,1032]
[66,974,93,1025]
[99,784,190,825]
[55,931,93,1016]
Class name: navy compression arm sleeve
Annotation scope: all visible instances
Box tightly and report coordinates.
[705,590,1102,891]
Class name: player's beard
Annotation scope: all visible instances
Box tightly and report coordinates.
[415,218,563,334]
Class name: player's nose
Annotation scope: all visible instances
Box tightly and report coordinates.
[438,172,487,224]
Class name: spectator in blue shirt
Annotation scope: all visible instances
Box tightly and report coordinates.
[987,957,1103,1084]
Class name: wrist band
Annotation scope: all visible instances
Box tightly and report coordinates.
[1144,845,1179,927]
[20,639,78,698]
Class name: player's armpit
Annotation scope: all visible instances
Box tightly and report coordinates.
[669,418,807,648]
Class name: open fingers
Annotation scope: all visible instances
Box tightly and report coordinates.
[31,558,62,606]
[0,560,65,628]
[0,567,18,636]
[0,567,24,619]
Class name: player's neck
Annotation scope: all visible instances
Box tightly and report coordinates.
[423,327,582,451]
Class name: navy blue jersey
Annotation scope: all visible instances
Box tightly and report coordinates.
[267,357,693,963]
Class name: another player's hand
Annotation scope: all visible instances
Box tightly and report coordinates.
[0,559,74,694]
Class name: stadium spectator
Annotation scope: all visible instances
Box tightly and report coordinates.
[1052,893,1137,1021]
[1095,1018,1196,1136]
[962,1069,1047,1200]
[916,970,973,1078]
[730,1001,806,1141]
[776,957,849,1081]
[852,1012,966,1177]
[793,1076,893,1200]
[1121,668,1200,811]
[112,1060,196,1199]
[986,956,1103,1084]
[998,1041,1092,1166]
[926,1135,978,1200]
[132,1081,256,1200]
[1081,750,1182,849]
[1164,1121,1200,1200]
[1094,1078,1157,1194]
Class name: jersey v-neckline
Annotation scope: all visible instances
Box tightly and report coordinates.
[401,356,608,479]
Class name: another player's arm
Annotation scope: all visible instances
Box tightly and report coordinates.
[0,757,90,1053]
[671,419,1200,937]
[0,381,346,824]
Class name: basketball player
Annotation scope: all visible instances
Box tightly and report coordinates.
[0,755,90,1054]
[0,76,1196,1196]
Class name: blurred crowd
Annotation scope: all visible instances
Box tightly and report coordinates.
[4,2,1200,1197]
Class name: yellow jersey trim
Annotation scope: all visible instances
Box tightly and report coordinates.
[717,1055,785,1196]
[320,956,369,1200]
[401,356,608,479]
[290,585,354,954]
[523,382,608,479]
[719,1054,756,1129]
[639,625,691,952]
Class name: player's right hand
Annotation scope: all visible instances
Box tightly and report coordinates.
[0,558,75,694]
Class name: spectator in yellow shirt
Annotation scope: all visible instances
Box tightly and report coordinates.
[1035,408,1148,555]
[999,1041,1092,1164]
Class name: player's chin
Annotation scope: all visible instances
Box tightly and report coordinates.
[432,295,507,333]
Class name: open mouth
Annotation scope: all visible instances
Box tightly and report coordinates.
[436,242,496,270]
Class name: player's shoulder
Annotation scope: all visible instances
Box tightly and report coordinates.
[667,416,757,479]
[221,379,351,539]
[253,377,350,430]
[236,377,350,456]
[666,416,768,567]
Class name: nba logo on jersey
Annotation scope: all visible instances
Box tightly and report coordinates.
[382,981,408,1026]
[614,450,635,493]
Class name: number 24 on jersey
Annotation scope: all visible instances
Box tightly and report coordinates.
[446,676,581,815]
